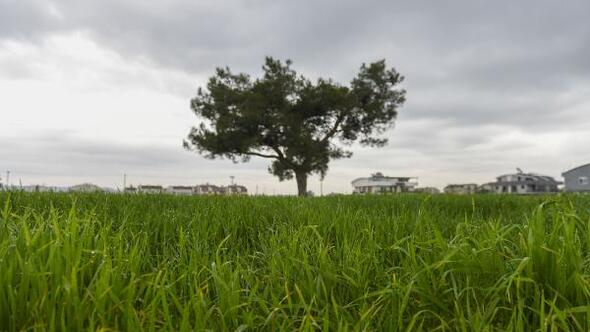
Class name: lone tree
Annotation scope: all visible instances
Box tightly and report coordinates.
[185,57,406,196]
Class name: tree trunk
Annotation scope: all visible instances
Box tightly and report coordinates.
[295,172,308,197]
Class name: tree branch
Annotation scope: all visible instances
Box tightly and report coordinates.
[245,151,280,159]
[320,114,345,143]
[270,146,298,168]
[270,146,286,160]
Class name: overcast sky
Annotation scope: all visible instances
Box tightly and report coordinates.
[1,0,589,194]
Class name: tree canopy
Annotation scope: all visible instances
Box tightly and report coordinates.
[185,57,406,196]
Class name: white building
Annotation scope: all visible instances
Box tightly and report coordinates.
[562,163,590,192]
[352,172,418,194]
[193,184,222,195]
[137,185,164,194]
[224,184,248,195]
[485,169,561,194]
[69,183,103,192]
[444,184,478,195]
[166,185,194,195]
[414,187,440,194]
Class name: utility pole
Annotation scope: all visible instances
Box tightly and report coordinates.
[123,173,127,191]
[230,175,235,186]
[5,171,10,189]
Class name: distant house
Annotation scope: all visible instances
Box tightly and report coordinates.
[562,163,590,192]
[69,183,103,192]
[486,169,561,194]
[194,184,222,195]
[137,185,163,194]
[166,185,194,195]
[351,172,418,194]
[414,187,440,194]
[124,186,137,193]
[444,184,478,195]
[224,184,248,195]
[22,185,66,193]
[478,183,495,193]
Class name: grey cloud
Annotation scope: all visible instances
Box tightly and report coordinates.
[403,89,584,129]
[0,0,61,40]
[4,1,590,97]
[0,132,268,179]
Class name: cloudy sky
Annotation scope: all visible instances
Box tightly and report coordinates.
[1,0,589,194]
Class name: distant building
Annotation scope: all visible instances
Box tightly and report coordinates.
[351,172,418,194]
[69,183,103,192]
[22,185,67,193]
[414,187,440,194]
[562,163,590,192]
[137,185,164,194]
[166,185,194,195]
[477,183,495,193]
[486,169,561,194]
[224,184,248,195]
[124,186,138,193]
[444,184,478,195]
[194,184,222,195]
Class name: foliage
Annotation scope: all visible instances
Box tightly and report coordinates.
[1,192,590,331]
[185,57,405,195]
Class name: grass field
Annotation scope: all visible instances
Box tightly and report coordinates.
[1,192,590,331]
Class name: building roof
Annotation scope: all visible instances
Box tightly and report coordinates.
[138,185,163,189]
[69,183,103,192]
[445,183,478,188]
[493,180,562,186]
[351,176,418,187]
[351,173,418,187]
[227,184,247,190]
[168,186,193,190]
[495,172,560,184]
[562,163,590,176]
[195,184,220,188]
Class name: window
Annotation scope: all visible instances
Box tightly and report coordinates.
[580,177,589,185]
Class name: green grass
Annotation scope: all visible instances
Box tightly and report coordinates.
[1,192,590,331]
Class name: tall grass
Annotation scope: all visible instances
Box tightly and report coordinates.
[1,192,589,331]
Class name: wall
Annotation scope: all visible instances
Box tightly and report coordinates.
[564,165,590,192]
